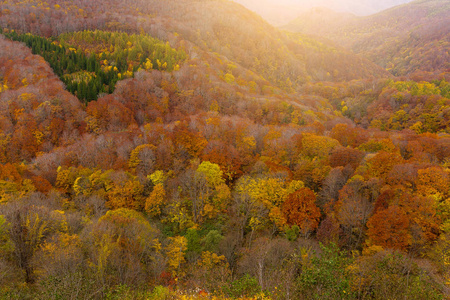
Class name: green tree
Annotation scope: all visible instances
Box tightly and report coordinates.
[296,243,355,299]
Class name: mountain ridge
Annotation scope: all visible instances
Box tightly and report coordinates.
[284,0,450,75]
[232,0,413,25]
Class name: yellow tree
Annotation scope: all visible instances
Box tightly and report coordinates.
[416,167,449,201]
[166,236,188,277]
[197,161,230,217]
[194,251,231,291]
[128,144,156,176]
[300,133,340,159]
[90,208,161,285]
[2,202,68,283]
[106,176,145,210]
[145,184,166,217]
[235,176,304,232]
[179,162,231,224]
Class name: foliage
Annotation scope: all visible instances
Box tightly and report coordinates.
[1,29,186,103]
[0,0,448,298]
[284,225,300,241]
[145,184,166,217]
[166,235,188,276]
[351,249,443,300]
[296,243,355,299]
[366,205,412,251]
[221,274,261,299]
[282,188,321,236]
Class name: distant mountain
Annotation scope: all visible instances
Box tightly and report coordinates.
[284,0,450,75]
[232,0,413,25]
[0,0,388,86]
[281,7,358,36]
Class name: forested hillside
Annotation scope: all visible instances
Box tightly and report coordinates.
[0,0,388,86]
[284,0,450,76]
[0,0,449,299]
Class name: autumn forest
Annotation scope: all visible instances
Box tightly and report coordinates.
[0,0,449,299]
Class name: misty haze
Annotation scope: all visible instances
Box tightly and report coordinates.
[233,0,414,25]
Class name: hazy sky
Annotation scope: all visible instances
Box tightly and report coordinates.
[232,0,414,25]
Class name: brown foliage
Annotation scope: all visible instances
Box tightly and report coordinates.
[367,205,411,251]
[330,123,368,147]
[316,215,341,245]
[282,187,321,235]
[31,176,52,194]
[329,146,365,170]
[366,151,404,180]
[202,141,243,182]
[173,123,207,158]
